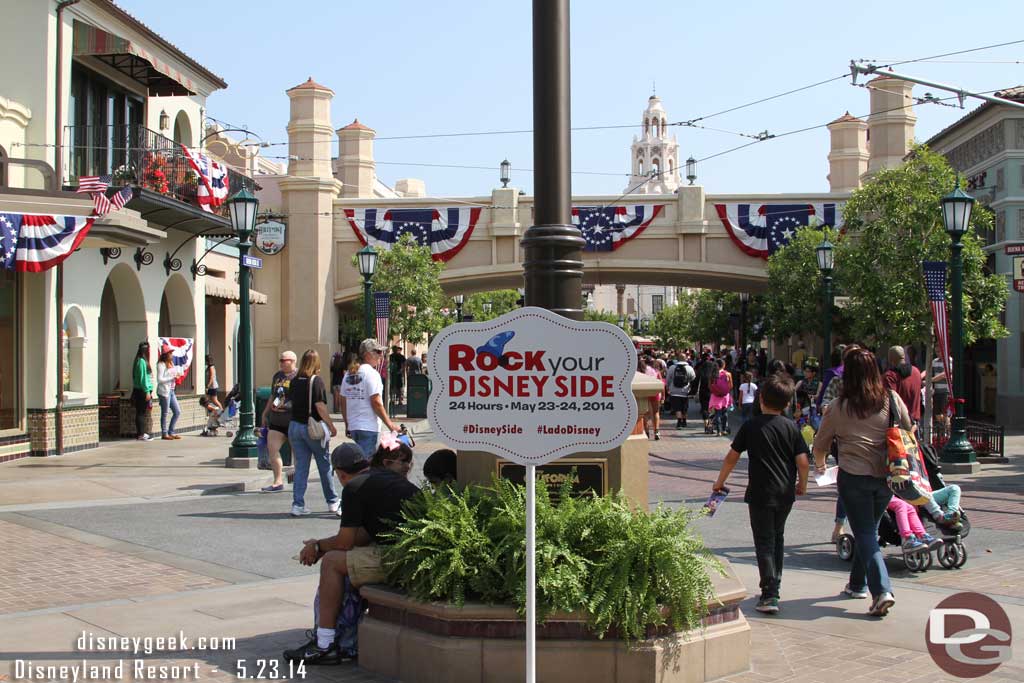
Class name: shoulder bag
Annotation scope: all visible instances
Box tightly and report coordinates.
[885,390,932,505]
[306,376,326,441]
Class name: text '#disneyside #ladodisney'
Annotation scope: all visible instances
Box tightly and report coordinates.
[447,345,615,399]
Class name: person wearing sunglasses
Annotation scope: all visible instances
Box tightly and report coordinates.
[260,350,297,493]
[340,339,400,457]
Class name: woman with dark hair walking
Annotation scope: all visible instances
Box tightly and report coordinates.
[131,342,154,441]
[813,346,912,617]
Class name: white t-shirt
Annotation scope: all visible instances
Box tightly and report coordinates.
[739,382,758,405]
[340,364,384,432]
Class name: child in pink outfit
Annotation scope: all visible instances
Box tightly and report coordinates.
[887,497,940,551]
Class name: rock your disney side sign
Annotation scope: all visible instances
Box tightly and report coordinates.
[428,307,638,465]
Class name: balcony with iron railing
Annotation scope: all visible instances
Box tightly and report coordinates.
[63,123,257,230]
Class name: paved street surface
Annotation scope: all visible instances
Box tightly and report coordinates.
[1,411,1022,682]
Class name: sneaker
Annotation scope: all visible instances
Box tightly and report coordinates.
[936,511,964,531]
[654,431,661,441]
[868,592,895,617]
[261,484,284,493]
[137,434,152,441]
[283,637,340,665]
[754,597,779,614]
[290,505,311,517]
[328,500,341,514]
[842,584,869,599]
[901,536,925,552]
[919,533,943,549]
[676,419,683,429]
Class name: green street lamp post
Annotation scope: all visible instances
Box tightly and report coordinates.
[940,181,977,465]
[357,245,378,338]
[739,292,750,362]
[227,188,259,461]
[816,237,834,361]
[454,294,465,323]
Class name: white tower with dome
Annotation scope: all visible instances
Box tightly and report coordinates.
[625,94,681,194]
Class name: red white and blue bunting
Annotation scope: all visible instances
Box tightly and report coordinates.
[571,204,664,251]
[1,212,95,272]
[344,207,481,262]
[715,202,844,259]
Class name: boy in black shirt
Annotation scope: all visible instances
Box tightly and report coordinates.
[712,373,809,614]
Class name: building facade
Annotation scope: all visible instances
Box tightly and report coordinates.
[0,0,259,461]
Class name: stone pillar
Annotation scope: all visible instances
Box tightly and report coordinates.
[337,119,377,198]
[615,284,626,315]
[827,112,868,192]
[278,78,342,377]
[866,76,916,176]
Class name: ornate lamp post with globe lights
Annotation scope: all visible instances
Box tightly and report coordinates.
[357,245,378,338]
[227,188,259,461]
[816,236,834,361]
[940,182,977,465]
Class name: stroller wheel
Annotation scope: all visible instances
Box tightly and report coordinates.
[943,542,963,569]
[836,534,854,561]
[937,544,954,569]
[955,542,967,568]
[923,550,933,571]
[905,552,925,572]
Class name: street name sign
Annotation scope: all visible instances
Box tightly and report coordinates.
[241,254,263,269]
[427,306,638,465]
[1005,243,1024,256]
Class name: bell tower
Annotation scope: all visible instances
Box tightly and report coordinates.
[625,95,680,194]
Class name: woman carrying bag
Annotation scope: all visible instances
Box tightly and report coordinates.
[156,345,183,440]
[813,346,912,618]
[131,342,155,441]
[287,349,339,517]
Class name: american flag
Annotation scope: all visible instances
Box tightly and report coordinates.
[374,291,391,375]
[76,175,110,194]
[76,176,132,217]
[923,261,953,415]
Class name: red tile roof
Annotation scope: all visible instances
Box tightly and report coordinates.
[288,77,333,93]
[829,111,863,125]
[339,118,374,132]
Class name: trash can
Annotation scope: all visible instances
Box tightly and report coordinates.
[406,374,432,418]
[254,386,292,466]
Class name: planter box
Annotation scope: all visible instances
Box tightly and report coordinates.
[358,558,750,683]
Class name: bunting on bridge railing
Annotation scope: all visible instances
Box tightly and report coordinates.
[344,207,482,262]
[571,204,664,252]
[714,202,844,258]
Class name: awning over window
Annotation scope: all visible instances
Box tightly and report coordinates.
[72,21,197,96]
[204,279,267,305]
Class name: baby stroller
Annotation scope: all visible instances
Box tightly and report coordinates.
[835,443,969,572]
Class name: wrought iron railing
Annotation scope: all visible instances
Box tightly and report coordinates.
[63,124,256,218]
[931,420,1005,458]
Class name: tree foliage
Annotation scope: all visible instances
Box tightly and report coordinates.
[649,297,694,349]
[764,226,846,343]
[461,289,520,321]
[584,309,621,325]
[837,146,1007,348]
[347,234,447,344]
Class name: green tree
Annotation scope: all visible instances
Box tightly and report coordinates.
[837,146,1007,349]
[462,289,520,321]
[583,309,621,324]
[650,298,694,349]
[347,234,447,345]
[764,226,847,343]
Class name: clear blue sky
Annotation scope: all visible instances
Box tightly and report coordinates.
[119,0,1023,197]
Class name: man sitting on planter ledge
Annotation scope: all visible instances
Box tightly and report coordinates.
[284,440,420,664]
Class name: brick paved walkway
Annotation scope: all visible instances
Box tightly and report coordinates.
[0,519,226,614]
[723,619,1024,683]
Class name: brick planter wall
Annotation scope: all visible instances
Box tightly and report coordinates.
[119,394,206,437]
[26,405,99,457]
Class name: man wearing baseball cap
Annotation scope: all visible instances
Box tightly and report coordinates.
[285,442,419,664]
[339,339,400,457]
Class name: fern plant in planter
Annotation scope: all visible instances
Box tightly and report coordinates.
[381,477,723,642]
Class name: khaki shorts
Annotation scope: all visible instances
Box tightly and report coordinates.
[346,544,385,588]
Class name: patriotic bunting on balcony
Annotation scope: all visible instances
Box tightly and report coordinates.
[344,207,482,261]
[181,145,230,212]
[714,202,844,258]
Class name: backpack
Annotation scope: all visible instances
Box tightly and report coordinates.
[672,364,693,388]
[711,371,730,397]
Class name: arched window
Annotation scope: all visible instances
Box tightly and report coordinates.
[63,306,87,393]
[661,118,667,137]
[668,159,674,173]
[638,160,644,176]
[643,118,649,136]
[651,158,661,177]
[173,111,193,147]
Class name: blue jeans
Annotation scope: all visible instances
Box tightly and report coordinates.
[350,430,378,458]
[158,392,180,435]
[740,403,753,423]
[713,408,729,433]
[837,470,892,598]
[289,421,339,509]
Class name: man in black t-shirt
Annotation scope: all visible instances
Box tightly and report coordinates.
[284,443,419,664]
[712,373,809,615]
